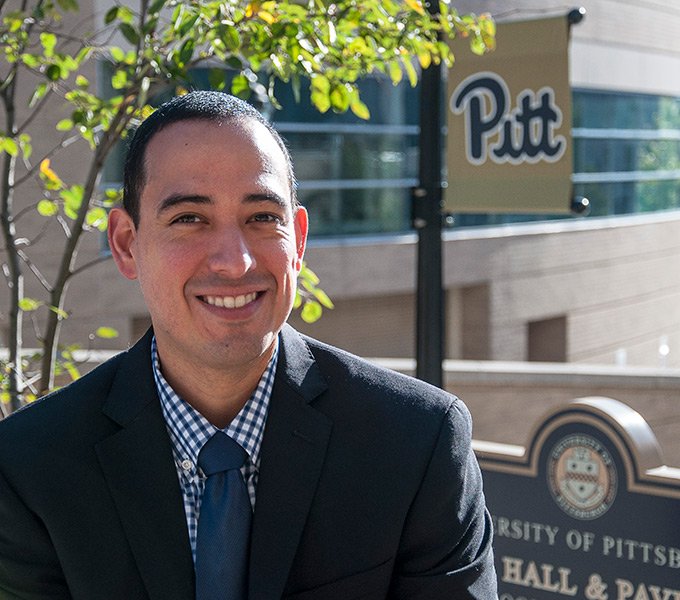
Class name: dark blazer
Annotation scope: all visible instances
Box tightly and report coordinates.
[0,326,497,600]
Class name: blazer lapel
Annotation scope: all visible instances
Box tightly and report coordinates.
[95,331,195,600]
[249,325,331,600]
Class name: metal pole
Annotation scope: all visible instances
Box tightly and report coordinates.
[413,28,444,387]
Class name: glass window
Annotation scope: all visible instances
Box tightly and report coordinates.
[101,63,680,237]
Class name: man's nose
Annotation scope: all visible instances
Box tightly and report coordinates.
[207,227,255,277]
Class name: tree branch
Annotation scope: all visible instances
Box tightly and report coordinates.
[68,253,111,279]
[12,132,83,188]
[17,248,53,292]
[16,88,54,135]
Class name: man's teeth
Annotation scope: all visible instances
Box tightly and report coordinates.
[204,292,258,308]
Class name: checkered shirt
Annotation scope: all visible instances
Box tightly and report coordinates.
[152,336,277,563]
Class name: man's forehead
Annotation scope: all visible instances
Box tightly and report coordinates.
[139,117,296,210]
[146,116,271,148]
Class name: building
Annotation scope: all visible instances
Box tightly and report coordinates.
[1,0,679,376]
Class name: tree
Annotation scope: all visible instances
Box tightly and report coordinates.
[0,0,495,413]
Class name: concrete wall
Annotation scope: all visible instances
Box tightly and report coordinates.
[290,211,680,369]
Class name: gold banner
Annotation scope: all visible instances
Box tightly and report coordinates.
[446,16,573,213]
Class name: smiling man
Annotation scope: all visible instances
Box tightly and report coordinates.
[0,92,497,600]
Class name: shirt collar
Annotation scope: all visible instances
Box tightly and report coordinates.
[152,335,278,476]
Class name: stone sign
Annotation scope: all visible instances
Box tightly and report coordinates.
[473,397,680,600]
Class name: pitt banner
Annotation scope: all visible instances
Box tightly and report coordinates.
[446,16,573,213]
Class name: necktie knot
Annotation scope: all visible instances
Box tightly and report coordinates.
[198,432,248,477]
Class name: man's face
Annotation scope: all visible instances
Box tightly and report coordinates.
[109,118,308,373]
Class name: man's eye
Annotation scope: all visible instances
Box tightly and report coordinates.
[251,213,283,224]
[172,214,202,224]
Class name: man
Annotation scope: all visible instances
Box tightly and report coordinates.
[0,91,497,599]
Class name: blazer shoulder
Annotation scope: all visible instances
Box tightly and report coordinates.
[298,332,466,427]
[0,340,142,460]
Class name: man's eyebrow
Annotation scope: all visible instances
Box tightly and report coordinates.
[157,194,212,215]
[244,193,289,209]
[156,192,291,215]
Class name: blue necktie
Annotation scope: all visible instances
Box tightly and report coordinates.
[195,432,251,600]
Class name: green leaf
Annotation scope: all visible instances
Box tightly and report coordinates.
[312,288,334,309]
[301,300,323,323]
[75,74,89,88]
[119,23,139,45]
[330,84,350,113]
[209,68,226,91]
[225,56,242,70]
[45,64,62,81]
[117,6,134,23]
[56,118,73,131]
[220,25,241,52]
[148,0,166,15]
[388,60,402,85]
[110,46,125,62]
[64,204,78,219]
[86,206,108,231]
[29,83,49,108]
[40,32,57,56]
[18,298,41,311]
[177,14,199,37]
[56,0,79,12]
[60,185,84,217]
[299,263,320,285]
[21,54,40,68]
[37,199,59,216]
[404,58,418,87]
[48,305,69,319]
[469,35,485,55]
[311,75,330,95]
[104,188,123,205]
[231,73,250,99]
[5,10,24,32]
[178,39,195,66]
[95,326,119,339]
[104,6,118,24]
[1,138,19,157]
[63,361,80,381]
[111,69,127,90]
[350,97,370,120]
[310,76,331,113]
[75,46,93,65]
[18,135,32,160]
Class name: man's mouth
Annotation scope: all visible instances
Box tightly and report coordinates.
[202,292,259,308]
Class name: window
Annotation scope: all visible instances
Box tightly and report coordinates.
[101,64,680,238]
[528,316,567,362]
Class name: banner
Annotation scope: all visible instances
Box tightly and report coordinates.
[446,16,574,213]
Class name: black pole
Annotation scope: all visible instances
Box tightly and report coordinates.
[413,24,444,387]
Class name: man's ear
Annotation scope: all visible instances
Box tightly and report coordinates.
[108,207,139,280]
[293,206,308,273]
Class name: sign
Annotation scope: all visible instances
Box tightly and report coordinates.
[473,397,680,599]
[446,16,574,213]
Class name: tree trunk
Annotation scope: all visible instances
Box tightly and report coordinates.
[0,84,25,412]
[38,142,109,396]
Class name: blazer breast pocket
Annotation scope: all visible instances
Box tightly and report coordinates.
[283,558,394,600]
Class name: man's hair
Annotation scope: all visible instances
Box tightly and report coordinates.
[123,91,297,226]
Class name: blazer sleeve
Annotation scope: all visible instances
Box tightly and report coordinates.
[0,468,71,600]
[389,399,498,599]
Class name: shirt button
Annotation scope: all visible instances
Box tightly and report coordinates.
[181,459,193,471]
